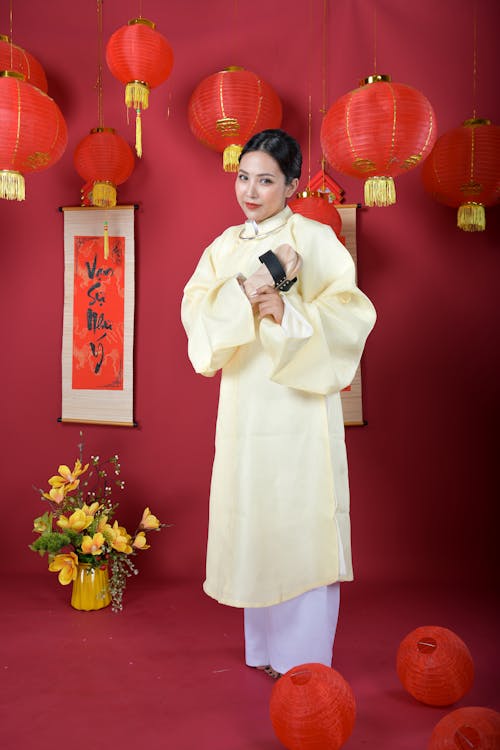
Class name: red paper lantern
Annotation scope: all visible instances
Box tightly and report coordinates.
[0,34,48,92]
[422,118,500,232]
[188,66,282,171]
[73,127,134,209]
[321,74,437,207]
[270,663,356,750]
[428,706,500,750]
[0,71,67,201]
[289,190,343,238]
[106,18,174,157]
[397,626,474,707]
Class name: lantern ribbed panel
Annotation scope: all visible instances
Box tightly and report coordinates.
[0,39,48,92]
[73,129,134,186]
[106,22,174,88]
[428,707,500,750]
[396,626,474,707]
[188,68,282,154]
[289,193,342,237]
[0,76,67,174]
[422,122,500,210]
[270,663,356,750]
[321,80,436,179]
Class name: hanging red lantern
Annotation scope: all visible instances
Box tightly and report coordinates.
[0,34,48,92]
[73,127,134,209]
[0,71,67,201]
[270,663,356,750]
[428,706,500,750]
[321,74,437,207]
[106,18,174,158]
[188,66,282,172]
[289,189,343,237]
[422,118,500,232]
[396,626,474,707]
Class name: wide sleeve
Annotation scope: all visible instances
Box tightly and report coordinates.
[259,219,376,395]
[181,236,256,377]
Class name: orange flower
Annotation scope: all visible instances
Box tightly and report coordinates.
[81,532,105,555]
[56,509,93,533]
[48,552,79,585]
[48,459,89,493]
[132,531,150,550]
[139,507,160,530]
[109,521,132,554]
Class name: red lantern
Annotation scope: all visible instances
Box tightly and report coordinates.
[73,127,134,209]
[289,190,343,237]
[422,118,500,232]
[396,626,474,707]
[270,663,356,750]
[321,74,437,207]
[0,71,67,201]
[188,67,282,172]
[428,706,500,750]
[0,34,48,92]
[106,18,174,158]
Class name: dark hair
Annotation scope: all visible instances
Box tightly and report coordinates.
[239,129,302,185]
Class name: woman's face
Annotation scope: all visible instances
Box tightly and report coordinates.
[235,150,298,223]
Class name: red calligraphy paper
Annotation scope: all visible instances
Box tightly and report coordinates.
[72,235,125,390]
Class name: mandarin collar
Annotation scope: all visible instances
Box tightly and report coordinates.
[239,206,292,239]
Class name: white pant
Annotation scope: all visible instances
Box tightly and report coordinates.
[244,583,340,675]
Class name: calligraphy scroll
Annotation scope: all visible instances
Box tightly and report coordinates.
[61,206,135,426]
[337,205,366,426]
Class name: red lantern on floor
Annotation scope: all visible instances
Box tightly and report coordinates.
[73,127,134,209]
[396,626,474,707]
[106,18,174,158]
[428,706,500,750]
[0,71,67,201]
[270,663,356,750]
[289,190,343,237]
[188,67,282,172]
[321,74,437,207]
[422,118,500,232]
[0,34,48,92]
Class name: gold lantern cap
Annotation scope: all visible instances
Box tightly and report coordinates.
[295,189,329,201]
[360,74,391,86]
[0,69,25,80]
[128,18,155,29]
[90,127,117,134]
[463,118,491,127]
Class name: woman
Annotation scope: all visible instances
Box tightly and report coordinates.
[181,129,376,678]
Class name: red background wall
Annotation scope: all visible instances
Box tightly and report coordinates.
[1,0,498,591]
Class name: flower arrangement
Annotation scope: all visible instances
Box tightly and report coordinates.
[30,438,165,612]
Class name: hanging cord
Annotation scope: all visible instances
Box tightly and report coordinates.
[471,0,477,119]
[96,0,104,127]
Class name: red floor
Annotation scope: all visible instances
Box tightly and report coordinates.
[1,573,498,750]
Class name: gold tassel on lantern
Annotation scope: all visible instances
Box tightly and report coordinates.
[457,202,485,232]
[92,181,117,208]
[103,220,109,259]
[364,176,396,207]
[125,81,149,158]
[135,108,142,158]
[223,144,242,172]
[0,170,25,201]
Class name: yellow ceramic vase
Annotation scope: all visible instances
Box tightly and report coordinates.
[71,563,111,611]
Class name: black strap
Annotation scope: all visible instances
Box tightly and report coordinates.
[258,250,297,292]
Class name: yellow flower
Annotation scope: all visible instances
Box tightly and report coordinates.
[33,511,53,534]
[42,486,67,504]
[109,521,132,553]
[97,514,110,533]
[57,509,93,533]
[82,502,100,517]
[81,532,105,555]
[48,459,89,493]
[139,507,160,530]
[49,552,79,585]
[132,531,150,550]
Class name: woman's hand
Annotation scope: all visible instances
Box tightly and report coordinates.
[251,285,284,325]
